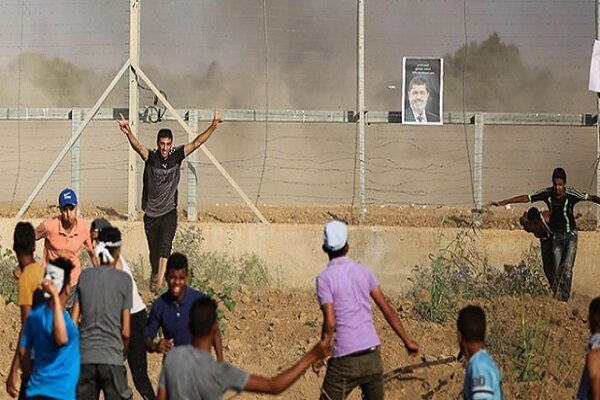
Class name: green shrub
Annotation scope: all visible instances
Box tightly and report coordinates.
[410,223,548,323]
[171,226,272,330]
[0,246,18,304]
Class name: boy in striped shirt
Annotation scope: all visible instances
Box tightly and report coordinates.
[492,167,600,301]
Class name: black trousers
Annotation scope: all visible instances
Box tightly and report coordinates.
[143,209,178,276]
[128,310,157,400]
[77,364,133,400]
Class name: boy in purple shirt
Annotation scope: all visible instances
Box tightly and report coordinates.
[315,220,419,400]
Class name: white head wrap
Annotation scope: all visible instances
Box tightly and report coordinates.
[94,240,122,264]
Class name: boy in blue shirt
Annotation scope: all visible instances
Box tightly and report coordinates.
[576,297,600,399]
[457,305,503,400]
[18,258,79,400]
[145,253,223,360]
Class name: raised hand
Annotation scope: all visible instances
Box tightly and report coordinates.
[212,110,223,126]
[118,113,132,135]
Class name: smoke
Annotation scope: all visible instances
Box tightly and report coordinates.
[0,0,595,112]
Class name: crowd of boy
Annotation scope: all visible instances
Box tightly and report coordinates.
[5,164,600,399]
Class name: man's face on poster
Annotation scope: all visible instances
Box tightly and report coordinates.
[408,83,429,115]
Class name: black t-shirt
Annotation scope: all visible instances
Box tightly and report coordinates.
[529,186,588,233]
[142,145,186,218]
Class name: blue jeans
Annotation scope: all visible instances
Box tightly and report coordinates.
[551,231,578,302]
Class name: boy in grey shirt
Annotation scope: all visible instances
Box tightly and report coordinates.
[158,297,332,400]
[72,227,133,400]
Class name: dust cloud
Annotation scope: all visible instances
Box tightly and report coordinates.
[0,1,598,209]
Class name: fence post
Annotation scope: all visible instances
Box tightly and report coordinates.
[357,0,366,224]
[127,0,140,221]
[473,113,484,225]
[596,0,600,230]
[187,109,199,221]
[71,108,82,211]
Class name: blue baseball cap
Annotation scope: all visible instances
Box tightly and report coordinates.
[58,188,78,208]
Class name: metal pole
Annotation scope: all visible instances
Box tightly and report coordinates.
[357,0,366,224]
[187,109,199,221]
[128,0,140,221]
[71,108,82,212]
[473,113,484,226]
[596,0,600,230]
[16,61,130,218]
[133,64,269,224]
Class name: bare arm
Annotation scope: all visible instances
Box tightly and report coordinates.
[183,111,222,157]
[320,303,335,342]
[243,337,332,394]
[157,388,167,400]
[121,309,131,352]
[588,194,600,205]
[42,280,68,346]
[213,326,224,362]
[84,236,99,267]
[491,194,529,207]
[145,337,174,354]
[118,113,149,161]
[17,348,31,382]
[371,287,418,354]
[589,349,600,400]
[71,302,80,327]
[6,305,32,397]
[311,303,335,375]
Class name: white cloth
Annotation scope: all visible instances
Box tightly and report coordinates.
[323,220,348,251]
[95,242,113,264]
[589,40,600,92]
[120,255,146,314]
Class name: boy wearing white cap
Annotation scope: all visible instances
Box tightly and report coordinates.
[315,220,419,400]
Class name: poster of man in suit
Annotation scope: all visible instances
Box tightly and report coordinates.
[402,57,443,125]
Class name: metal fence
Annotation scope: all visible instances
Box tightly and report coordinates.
[0,1,598,222]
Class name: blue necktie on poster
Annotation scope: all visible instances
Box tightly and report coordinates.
[589,40,600,92]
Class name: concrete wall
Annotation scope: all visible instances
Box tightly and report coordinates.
[1,219,600,297]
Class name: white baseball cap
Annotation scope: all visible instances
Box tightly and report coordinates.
[323,220,348,251]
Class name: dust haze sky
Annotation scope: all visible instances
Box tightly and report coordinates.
[0,0,596,110]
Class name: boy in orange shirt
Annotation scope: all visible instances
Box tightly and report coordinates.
[34,188,95,308]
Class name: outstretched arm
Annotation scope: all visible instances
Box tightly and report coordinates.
[491,194,529,207]
[183,111,222,157]
[118,113,149,161]
[588,194,600,205]
[371,287,419,354]
[243,336,333,394]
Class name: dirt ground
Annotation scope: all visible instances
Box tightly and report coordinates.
[0,286,590,400]
[0,205,594,399]
[9,203,600,231]
[139,288,594,400]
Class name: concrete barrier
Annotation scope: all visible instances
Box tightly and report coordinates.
[1,219,599,297]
